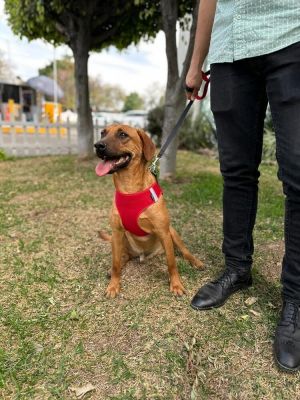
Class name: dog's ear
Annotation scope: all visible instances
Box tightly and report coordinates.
[137,129,156,162]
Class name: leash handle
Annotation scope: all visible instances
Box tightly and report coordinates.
[195,70,210,100]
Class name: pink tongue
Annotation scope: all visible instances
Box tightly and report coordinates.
[95,160,114,177]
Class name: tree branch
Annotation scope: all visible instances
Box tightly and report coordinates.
[90,22,121,48]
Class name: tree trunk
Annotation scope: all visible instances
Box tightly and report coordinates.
[72,32,94,160]
[159,0,199,180]
[160,88,186,178]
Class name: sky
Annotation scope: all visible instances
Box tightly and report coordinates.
[0,0,168,95]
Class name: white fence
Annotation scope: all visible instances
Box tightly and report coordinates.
[0,120,104,157]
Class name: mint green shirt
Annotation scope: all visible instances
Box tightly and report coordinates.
[209,0,300,64]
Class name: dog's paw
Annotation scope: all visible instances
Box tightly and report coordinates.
[170,281,185,296]
[105,283,120,298]
[190,257,204,269]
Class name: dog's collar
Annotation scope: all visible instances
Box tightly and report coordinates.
[115,182,163,236]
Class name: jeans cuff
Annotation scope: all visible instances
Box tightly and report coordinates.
[225,258,252,273]
[282,294,300,305]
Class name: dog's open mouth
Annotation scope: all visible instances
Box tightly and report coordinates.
[95,154,132,176]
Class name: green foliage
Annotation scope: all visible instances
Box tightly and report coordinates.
[5,0,196,50]
[146,104,164,138]
[262,129,276,162]
[4,1,162,51]
[137,0,196,31]
[5,0,62,44]
[122,92,144,112]
[264,107,274,131]
[179,112,216,150]
[262,109,276,162]
[147,104,216,150]
[0,149,9,161]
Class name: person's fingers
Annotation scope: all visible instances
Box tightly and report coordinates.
[186,90,192,100]
[185,84,194,100]
[185,71,203,100]
[191,87,199,101]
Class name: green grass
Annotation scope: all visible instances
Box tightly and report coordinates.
[0,151,298,400]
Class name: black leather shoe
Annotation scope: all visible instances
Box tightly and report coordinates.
[274,301,300,372]
[191,269,252,310]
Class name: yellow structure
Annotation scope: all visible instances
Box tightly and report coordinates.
[1,125,67,135]
[43,102,62,123]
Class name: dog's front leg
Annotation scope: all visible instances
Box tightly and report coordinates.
[157,230,185,296]
[106,229,125,298]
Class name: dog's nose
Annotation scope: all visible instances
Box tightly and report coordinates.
[94,142,106,152]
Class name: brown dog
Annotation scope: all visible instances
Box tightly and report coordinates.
[94,124,203,298]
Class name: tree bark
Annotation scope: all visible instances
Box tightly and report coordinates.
[71,28,94,160]
[159,0,199,180]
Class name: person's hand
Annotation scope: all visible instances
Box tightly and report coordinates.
[185,65,202,100]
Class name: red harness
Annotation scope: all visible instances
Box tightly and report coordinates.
[115,182,163,236]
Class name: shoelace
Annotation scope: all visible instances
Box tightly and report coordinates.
[212,270,233,287]
[281,301,299,328]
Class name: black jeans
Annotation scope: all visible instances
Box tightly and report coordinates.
[210,41,300,303]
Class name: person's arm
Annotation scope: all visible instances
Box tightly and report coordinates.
[186,0,217,100]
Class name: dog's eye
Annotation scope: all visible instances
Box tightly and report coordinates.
[101,130,107,138]
[118,131,128,139]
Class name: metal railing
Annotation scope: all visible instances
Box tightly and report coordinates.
[0,119,104,157]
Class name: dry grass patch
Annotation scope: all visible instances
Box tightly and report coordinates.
[0,153,298,399]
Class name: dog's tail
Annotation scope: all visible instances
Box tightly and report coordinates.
[98,230,112,242]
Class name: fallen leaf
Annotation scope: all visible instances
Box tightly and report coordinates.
[69,309,79,320]
[249,309,261,317]
[70,383,96,398]
[191,388,197,400]
[245,297,258,306]
[240,314,249,320]
[184,342,190,351]
[33,343,43,353]
[48,297,55,305]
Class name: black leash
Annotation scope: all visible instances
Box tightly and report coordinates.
[149,70,210,177]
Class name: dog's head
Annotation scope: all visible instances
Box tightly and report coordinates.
[94,124,156,177]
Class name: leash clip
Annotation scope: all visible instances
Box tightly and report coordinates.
[149,155,160,177]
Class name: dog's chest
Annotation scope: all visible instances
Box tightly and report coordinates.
[125,232,164,258]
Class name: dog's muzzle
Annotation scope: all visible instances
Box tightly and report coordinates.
[94,141,107,157]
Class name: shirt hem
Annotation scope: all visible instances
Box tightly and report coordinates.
[209,37,300,64]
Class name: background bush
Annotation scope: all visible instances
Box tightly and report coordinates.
[178,112,216,150]
[262,109,276,162]
[147,104,216,150]
[147,105,164,141]
[0,149,9,161]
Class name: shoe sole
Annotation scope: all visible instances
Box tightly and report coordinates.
[190,301,226,311]
[274,354,300,373]
[190,281,252,311]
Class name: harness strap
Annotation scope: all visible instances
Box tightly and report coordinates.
[115,182,163,236]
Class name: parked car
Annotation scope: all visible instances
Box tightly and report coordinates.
[122,110,148,128]
[92,110,148,128]
[92,112,107,126]
[60,109,77,123]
